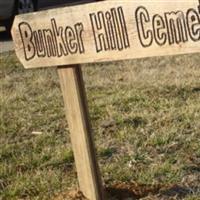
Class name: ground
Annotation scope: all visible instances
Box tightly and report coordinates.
[0,52,200,199]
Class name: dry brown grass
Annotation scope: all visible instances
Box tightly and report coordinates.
[1,52,200,199]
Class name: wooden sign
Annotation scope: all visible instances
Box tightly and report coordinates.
[11,1,200,200]
[12,0,200,69]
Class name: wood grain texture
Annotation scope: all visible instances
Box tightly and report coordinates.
[12,0,200,68]
[58,66,104,200]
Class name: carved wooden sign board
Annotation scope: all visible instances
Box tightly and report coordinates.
[12,0,200,68]
[11,1,200,200]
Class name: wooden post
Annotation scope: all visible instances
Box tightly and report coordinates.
[57,65,104,200]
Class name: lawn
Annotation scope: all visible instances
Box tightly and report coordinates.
[0,52,200,199]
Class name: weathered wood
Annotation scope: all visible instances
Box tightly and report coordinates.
[12,0,200,69]
[57,65,104,200]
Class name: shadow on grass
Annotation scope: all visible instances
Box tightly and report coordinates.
[105,182,194,200]
[55,183,195,199]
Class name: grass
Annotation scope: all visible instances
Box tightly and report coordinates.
[0,52,200,199]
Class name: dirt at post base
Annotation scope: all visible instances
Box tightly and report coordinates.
[52,182,187,200]
[53,173,200,199]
